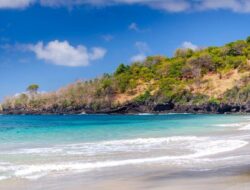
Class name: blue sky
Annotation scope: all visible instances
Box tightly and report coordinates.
[1,0,250,100]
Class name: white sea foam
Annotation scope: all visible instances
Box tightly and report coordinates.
[161,113,191,115]
[3,136,203,156]
[191,140,248,157]
[78,111,86,115]
[239,124,250,130]
[214,123,242,127]
[3,136,247,158]
[1,136,246,180]
[0,176,8,181]
[137,113,154,115]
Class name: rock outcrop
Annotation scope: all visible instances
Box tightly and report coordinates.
[1,102,250,115]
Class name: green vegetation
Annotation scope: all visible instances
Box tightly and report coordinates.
[27,84,39,94]
[3,37,250,112]
[135,90,151,103]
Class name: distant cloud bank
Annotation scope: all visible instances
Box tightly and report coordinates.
[27,40,106,67]
[1,0,250,13]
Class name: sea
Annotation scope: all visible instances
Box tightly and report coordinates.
[0,114,250,189]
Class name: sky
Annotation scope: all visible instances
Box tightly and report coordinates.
[1,0,250,100]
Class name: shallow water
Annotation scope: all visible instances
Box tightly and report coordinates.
[0,114,250,185]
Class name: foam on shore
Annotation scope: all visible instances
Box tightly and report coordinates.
[0,136,247,181]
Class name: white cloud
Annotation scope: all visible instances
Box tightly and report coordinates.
[39,0,191,12]
[130,41,149,62]
[89,47,107,60]
[102,34,114,42]
[129,22,139,32]
[196,0,250,13]
[38,0,250,13]
[130,53,146,62]
[128,22,148,32]
[27,40,106,67]
[135,41,150,53]
[2,0,250,13]
[0,0,34,9]
[147,0,190,12]
[181,41,198,51]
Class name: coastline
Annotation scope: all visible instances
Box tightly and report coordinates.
[1,102,250,115]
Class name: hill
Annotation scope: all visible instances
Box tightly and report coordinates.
[2,37,250,114]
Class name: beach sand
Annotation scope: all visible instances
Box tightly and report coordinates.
[1,165,250,190]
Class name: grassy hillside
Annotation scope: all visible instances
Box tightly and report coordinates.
[2,37,250,113]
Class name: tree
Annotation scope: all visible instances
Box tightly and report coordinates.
[115,64,128,75]
[224,40,247,56]
[246,36,250,44]
[27,84,39,94]
[174,48,194,58]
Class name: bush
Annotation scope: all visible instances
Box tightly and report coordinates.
[167,58,185,78]
[115,64,129,75]
[135,90,151,103]
[174,48,194,58]
[225,56,246,69]
[208,97,220,105]
[246,36,250,44]
[224,40,247,56]
[191,93,209,105]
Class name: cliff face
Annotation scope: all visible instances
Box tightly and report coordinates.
[2,38,250,114]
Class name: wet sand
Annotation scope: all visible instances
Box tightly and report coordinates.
[1,165,250,190]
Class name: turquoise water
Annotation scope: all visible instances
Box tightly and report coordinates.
[0,114,250,181]
[0,114,246,144]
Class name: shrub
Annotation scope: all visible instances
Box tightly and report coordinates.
[246,36,250,44]
[174,48,194,58]
[208,97,220,105]
[225,56,246,69]
[115,64,129,75]
[167,58,185,78]
[135,90,151,103]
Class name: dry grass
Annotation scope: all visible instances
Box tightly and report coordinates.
[191,69,250,98]
[114,80,156,104]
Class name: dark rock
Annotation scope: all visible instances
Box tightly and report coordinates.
[1,101,250,115]
[153,103,174,112]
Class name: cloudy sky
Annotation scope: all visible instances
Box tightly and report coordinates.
[1,0,250,99]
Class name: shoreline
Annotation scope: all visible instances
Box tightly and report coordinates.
[1,102,250,115]
[1,163,250,190]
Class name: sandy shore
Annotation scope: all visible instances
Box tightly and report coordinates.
[73,168,250,190]
[1,165,250,190]
[80,175,250,190]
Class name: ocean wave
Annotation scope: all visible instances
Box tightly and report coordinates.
[16,139,248,179]
[160,113,191,115]
[0,137,247,180]
[2,136,247,158]
[239,124,250,130]
[214,123,242,127]
[2,136,204,156]
[0,176,8,181]
[137,113,155,115]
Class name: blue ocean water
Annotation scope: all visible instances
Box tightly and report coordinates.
[0,114,250,181]
[0,114,246,144]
